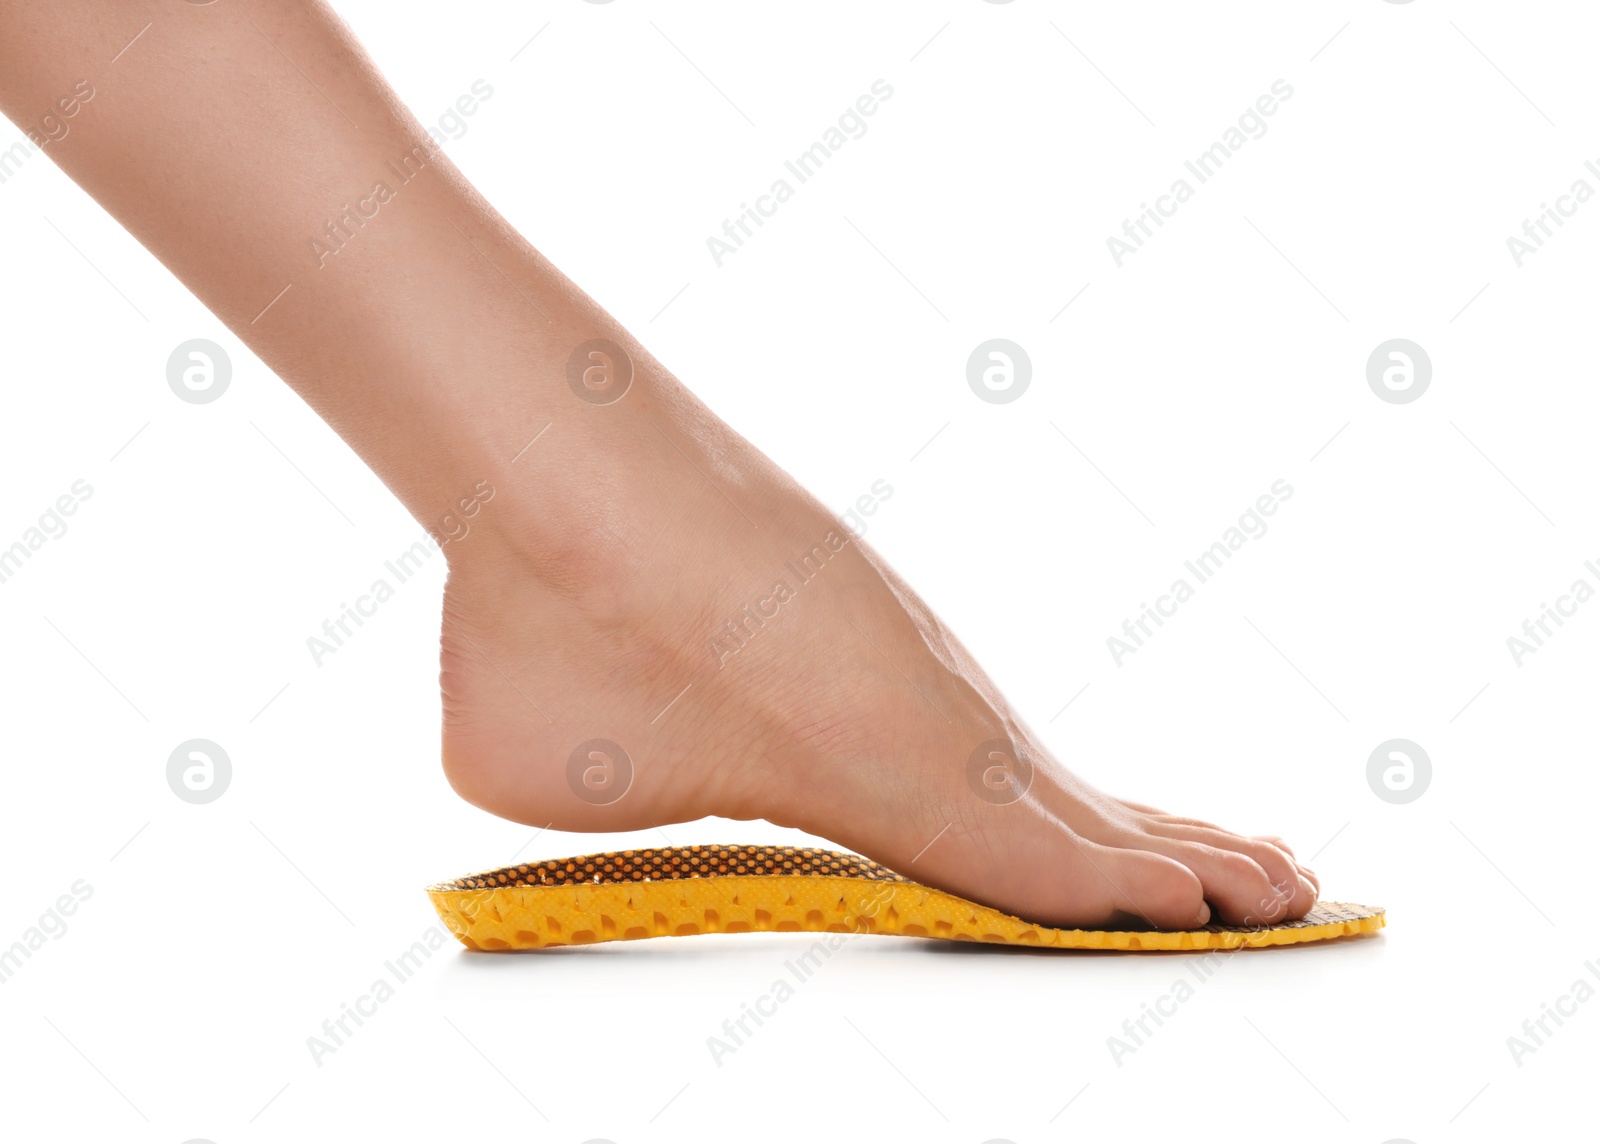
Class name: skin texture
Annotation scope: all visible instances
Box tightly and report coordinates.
[0,0,1321,930]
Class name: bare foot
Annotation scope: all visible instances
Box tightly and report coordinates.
[0,0,1314,933]
[437,334,1320,931]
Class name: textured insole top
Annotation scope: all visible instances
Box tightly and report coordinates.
[430,844,909,891]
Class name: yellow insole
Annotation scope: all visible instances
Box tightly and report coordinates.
[427,844,1384,952]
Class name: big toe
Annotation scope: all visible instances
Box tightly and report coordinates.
[1092,844,1210,930]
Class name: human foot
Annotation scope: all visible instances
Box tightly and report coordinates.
[433,331,1320,932]
[0,0,1317,932]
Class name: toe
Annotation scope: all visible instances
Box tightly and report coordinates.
[1145,813,1232,836]
[1252,833,1295,858]
[1114,796,1169,816]
[1130,835,1298,926]
[1297,873,1318,904]
[1144,824,1314,921]
[1090,843,1210,930]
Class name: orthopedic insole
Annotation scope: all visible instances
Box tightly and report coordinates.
[427,844,1384,951]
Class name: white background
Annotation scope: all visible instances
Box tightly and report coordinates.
[1,2,1596,1141]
